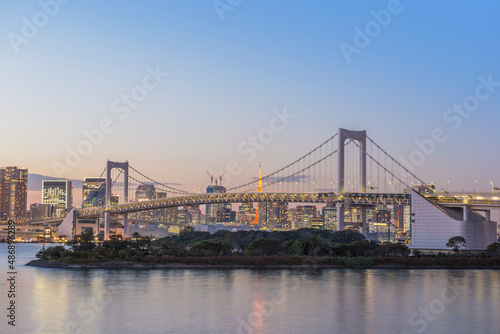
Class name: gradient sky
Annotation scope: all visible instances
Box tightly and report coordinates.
[1,0,499,207]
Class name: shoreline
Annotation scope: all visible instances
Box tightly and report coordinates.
[26,259,500,270]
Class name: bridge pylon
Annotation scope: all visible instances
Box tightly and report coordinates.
[105,161,129,239]
[337,128,367,235]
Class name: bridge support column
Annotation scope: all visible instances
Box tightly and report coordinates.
[105,160,129,240]
[336,202,344,231]
[485,210,491,221]
[123,214,128,238]
[104,212,110,240]
[463,206,470,221]
[337,128,367,194]
[359,207,367,236]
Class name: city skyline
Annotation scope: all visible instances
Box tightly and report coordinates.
[1,1,499,199]
[2,3,500,333]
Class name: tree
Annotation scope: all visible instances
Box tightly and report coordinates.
[304,236,332,257]
[36,246,67,261]
[67,229,96,253]
[102,234,128,252]
[247,238,283,256]
[373,243,410,257]
[485,242,500,256]
[330,230,366,244]
[189,240,232,257]
[162,240,186,257]
[446,236,467,254]
[129,233,153,254]
[286,240,306,256]
[181,226,193,235]
[348,241,369,257]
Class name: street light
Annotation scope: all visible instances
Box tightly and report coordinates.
[491,181,494,194]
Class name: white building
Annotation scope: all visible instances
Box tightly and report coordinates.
[411,190,497,251]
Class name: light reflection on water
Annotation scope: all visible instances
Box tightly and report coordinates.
[0,244,499,334]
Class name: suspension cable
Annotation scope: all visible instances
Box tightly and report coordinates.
[228,133,339,192]
[129,165,189,194]
[366,135,426,185]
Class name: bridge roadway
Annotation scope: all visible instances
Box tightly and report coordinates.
[423,193,500,209]
[76,192,411,218]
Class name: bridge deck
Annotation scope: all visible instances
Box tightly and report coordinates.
[76,192,411,218]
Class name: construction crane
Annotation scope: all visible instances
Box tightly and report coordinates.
[206,170,215,186]
[218,171,227,186]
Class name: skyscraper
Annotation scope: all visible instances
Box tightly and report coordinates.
[42,180,73,217]
[205,185,226,222]
[82,177,105,208]
[238,202,255,224]
[29,203,54,220]
[322,206,337,230]
[134,184,157,220]
[0,166,28,220]
[136,184,157,201]
[258,202,288,227]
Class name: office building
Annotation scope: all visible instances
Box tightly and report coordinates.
[238,202,255,224]
[82,177,105,208]
[42,180,73,217]
[322,206,337,230]
[206,185,226,222]
[136,184,157,202]
[0,166,28,220]
[133,184,157,220]
[259,202,288,227]
[294,205,318,229]
[29,203,54,220]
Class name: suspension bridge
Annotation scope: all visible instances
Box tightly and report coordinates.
[58,128,498,250]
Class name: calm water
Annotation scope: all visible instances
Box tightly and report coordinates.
[1,244,500,334]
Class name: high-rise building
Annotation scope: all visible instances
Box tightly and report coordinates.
[82,177,105,208]
[295,205,318,228]
[136,184,156,201]
[134,184,157,220]
[217,206,236,223]
[322,206,337,230]
[375,210,391,223]
[186,205,201,225]
[393,204,411,232]
[238,203,255,224]
[82,177,118,208]
[258,202,288,227]
[258,202,271,226]
[0,167,28,220]
[206,185,226,222]
[273,202,288,226]
[42,180,73,217]
[29,203,54,220]
[164,207,179,223]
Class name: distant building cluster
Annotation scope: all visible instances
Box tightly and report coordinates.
[1,167,412,244]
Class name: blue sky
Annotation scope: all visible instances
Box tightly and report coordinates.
[1,0,499,205]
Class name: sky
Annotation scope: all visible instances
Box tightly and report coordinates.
[0,0,499,208]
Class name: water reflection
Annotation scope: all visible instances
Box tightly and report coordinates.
[1,245,500,334]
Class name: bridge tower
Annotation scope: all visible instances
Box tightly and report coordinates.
[104,161,129,239]
[336,128,367,235]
